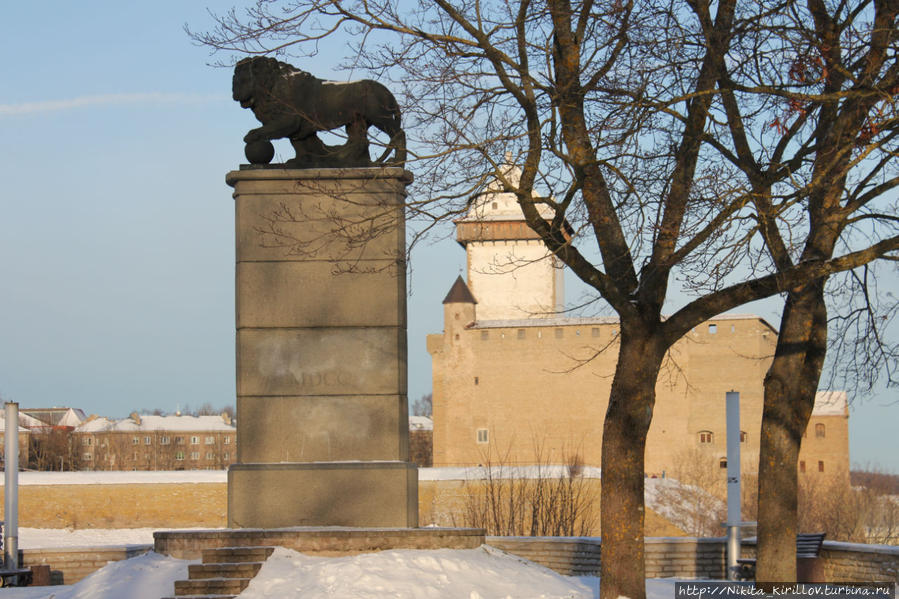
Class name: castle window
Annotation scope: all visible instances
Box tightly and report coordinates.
[555,328,564,339]
[591,328,600,338]
[517,329,526,339]
[818,460,824,472]
[476,429,489,444]
[800,461,806,473]
[709,324,717,334]
[474,376,479,385]
[740,431,747,443]
[719,458,727,469]
[481,330,489,341]
[815,423,825,438]
[698,431,713,444]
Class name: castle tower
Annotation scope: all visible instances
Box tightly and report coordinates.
[454,166,564,321]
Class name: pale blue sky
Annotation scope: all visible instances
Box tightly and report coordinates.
[1,2,895,471]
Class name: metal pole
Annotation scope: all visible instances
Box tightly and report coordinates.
[725,391,741,580]
[4,401,20,570]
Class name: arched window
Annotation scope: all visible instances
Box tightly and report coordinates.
[719,458,727,469]
[815,423,825,438]
[698,430,713,444]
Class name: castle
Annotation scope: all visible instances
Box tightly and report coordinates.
[427,168,849,484]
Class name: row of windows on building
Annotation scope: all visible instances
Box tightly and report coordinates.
[475,426,829,448]
[696,423,827,445]
[82,451,231,462]
[475,323,736,342]
[479,327,612,341]
[82,435,232,446]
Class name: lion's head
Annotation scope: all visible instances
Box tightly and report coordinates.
[232,57,312,110]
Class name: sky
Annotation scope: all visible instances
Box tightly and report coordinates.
[1,2,896,472]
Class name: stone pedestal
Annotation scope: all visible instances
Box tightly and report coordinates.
[226,167,417,528]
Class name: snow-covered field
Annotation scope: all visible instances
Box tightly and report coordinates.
[19,527,167,549]
[3,543,682,599]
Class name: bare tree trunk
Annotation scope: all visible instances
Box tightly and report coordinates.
[601,325,664,599]
[757,283,827,582]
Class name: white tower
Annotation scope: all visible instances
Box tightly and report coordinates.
[454,166,565,321]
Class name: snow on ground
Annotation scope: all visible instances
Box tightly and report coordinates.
[1,551,193,599]
[19,527,164,549]
[1,545,684,599]
[0,470,227,486]
[239,545,595,598]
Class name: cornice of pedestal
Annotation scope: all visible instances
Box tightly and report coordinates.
[226,166,413,188]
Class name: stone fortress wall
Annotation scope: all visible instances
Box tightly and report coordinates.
[428,165,850,486]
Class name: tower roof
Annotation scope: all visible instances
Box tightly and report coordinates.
[442,276,478,304]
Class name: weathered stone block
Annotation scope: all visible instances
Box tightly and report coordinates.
[236,327,407,397]
[236,260,405,328]
[228,462,418,528]
[236,394,409,462]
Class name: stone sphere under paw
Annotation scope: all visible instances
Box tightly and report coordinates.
[245,140,275,164]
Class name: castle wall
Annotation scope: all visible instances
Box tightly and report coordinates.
[430,313,850,482]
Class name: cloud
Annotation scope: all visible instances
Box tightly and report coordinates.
[0,92,226,116]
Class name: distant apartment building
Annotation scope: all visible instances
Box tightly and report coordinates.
[0,412,32,466]
[73,413,236,471]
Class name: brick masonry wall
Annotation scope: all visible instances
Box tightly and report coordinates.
[20,545,152,585]
[488,537,899,582]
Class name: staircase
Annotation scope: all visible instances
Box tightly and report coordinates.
[162,545,275,599]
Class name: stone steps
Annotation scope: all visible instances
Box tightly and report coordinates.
[188,562,262,579]
[161,545,276,599]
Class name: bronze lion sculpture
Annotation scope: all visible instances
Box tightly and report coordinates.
[233,56,406,168]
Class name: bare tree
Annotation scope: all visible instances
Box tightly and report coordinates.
[649,449,727,537]
[701,0,899,579]
[28,428,76,471]
[412,393,433,417]
[193,3,899,596]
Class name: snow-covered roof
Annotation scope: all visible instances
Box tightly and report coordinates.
[409,416,433,431]
[0,414,30,433]
[76,414,235,433]
[58,407,86,427]
[16,412,46,428]
[813,390,848,416]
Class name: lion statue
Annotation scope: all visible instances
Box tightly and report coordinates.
[232,56,406,168]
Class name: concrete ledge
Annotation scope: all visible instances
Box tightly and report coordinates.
[154,526,485,560]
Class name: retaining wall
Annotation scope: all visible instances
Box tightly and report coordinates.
[488,537,899,582]
[19,545,152,585]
